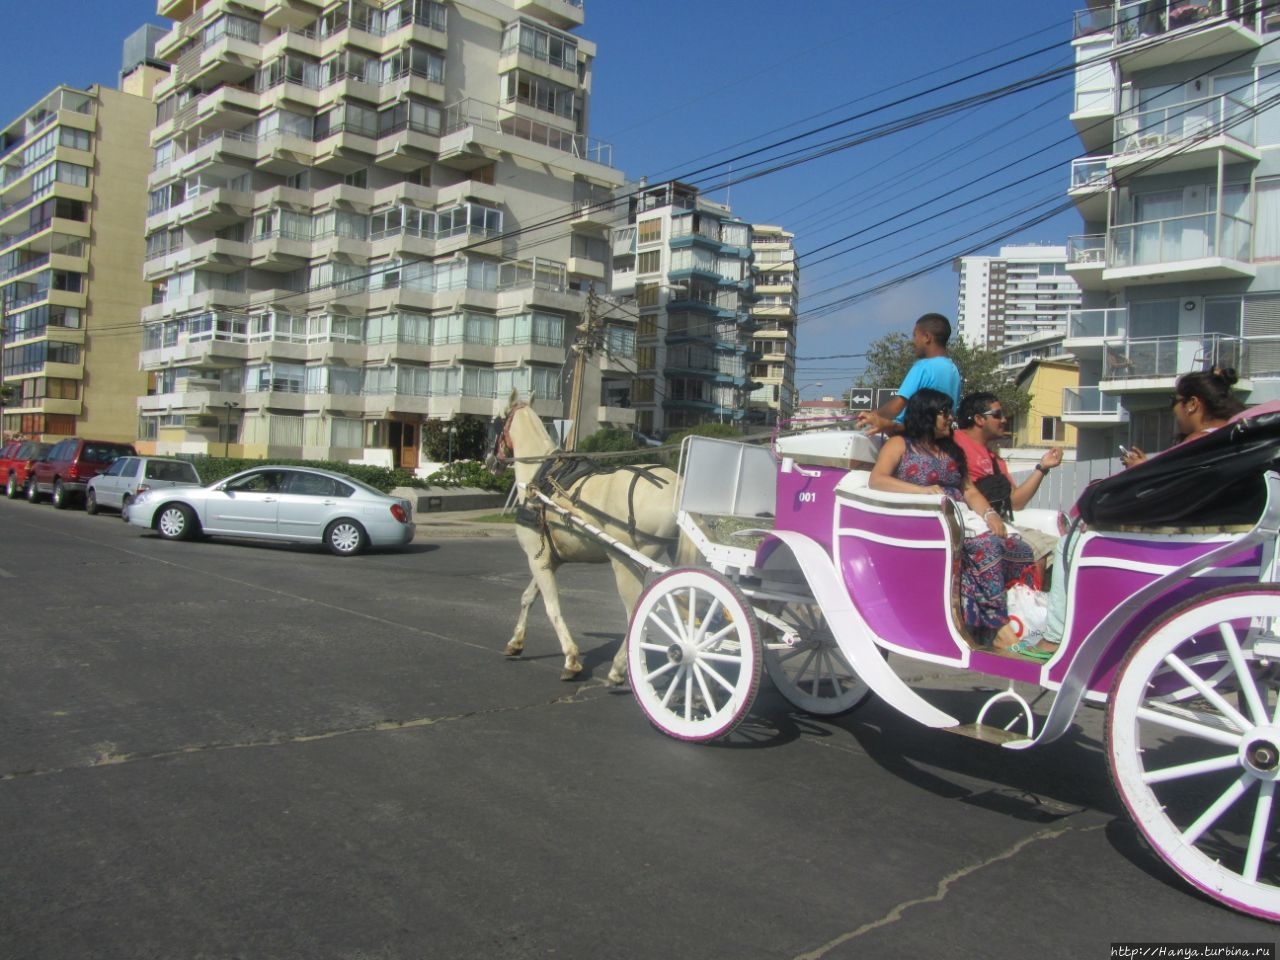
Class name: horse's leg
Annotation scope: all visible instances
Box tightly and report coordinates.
[504,576,540,658]
[532,560,584,680]
[605,559,647,685]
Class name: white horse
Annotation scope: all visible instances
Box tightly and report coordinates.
[492,393,680,684]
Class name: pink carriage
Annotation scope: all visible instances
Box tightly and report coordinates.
[624,408,1280,921]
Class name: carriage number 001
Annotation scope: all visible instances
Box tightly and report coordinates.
[797,492,817,503]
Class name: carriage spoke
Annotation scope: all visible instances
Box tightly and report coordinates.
[692,596,725,646]
[1142,753,1242,785]
[659,665,685,708]
[1136,706,1244,747]
[1244,780,1276,883]
[693,663,719,713]
[699,650,746,665]
[697,621,738,652]
[697,659,737,695]
[643,658,679,684]
[1182,774,1255,846]
[664,592,690,637]
[1219,622,1270,727]
[646,611,686,648]
[683,669,694,722]
[1156,653,1252,732]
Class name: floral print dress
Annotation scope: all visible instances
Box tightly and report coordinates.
[896,441,1035,631]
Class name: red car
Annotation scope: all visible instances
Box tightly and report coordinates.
[1,440,52,499]
[27,438,137,509]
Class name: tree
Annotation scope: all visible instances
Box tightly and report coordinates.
[854,332,1030,424]
[578,428,639,453]
[423,417,490,461]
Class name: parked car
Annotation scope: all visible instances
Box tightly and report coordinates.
[125,465,415,556]
[2,441,53,499]
[86,456,201,517]
[28,438,138,509]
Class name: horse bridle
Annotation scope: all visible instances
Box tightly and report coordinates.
[493,403,522,462]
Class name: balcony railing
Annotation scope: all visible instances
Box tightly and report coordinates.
[1070,157,1111,190]
[1116,93,1255,153]
[1067,233,1107,264]
[1103,333,1246,379]
[1110,210,1252,268]
[1067,307,1128,339]
[444,98,614,167]
[1074,5,1116,38]
[1063,386,1123,415]
[1115,0,1255,43]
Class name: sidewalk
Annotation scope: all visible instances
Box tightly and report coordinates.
[414,506,518,538]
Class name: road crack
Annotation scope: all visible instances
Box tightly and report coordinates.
[790,821,1105,960]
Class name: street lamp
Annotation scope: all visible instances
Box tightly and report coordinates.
[222,401,238,458]
[793,381,824,406]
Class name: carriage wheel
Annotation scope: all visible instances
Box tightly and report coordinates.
[1106,584,1280,920]
[627,568,761,742]
[761,596,871,716]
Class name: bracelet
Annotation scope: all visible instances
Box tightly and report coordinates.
[1035,464,1051,476]
[983,509,998,519]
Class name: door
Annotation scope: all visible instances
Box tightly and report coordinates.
[277,471,350,541]
[388,420,418,469]
[98,458,138,509]
[202,468,284,536]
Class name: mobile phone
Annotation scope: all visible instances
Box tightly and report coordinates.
[1118,445,1132,457]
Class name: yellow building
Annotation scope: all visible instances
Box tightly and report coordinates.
[1012,358,1079,450]
[0,80,157,444]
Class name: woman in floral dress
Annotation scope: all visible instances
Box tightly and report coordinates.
[869,388,1038,654]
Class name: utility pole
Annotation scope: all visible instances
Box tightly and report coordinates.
[564,287,598,452]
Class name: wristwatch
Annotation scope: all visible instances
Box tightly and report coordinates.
[1035,463,1051,476]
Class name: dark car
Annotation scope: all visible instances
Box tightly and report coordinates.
[28,438,138,509]
[2,440,53,499]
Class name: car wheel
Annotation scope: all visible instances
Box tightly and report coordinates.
[5,474,17,499]
[120,494,132,522]
[85,489,99,515]
[325,519,368,557]
[26,479,41,503]
[156,504,198,541]
[52,480,71,510]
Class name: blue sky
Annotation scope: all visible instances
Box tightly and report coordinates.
[0,0,1086,394]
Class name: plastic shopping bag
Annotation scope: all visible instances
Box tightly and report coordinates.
[1006,583,1049,644]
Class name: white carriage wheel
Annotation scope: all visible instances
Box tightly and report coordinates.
[1106,584,1280,921]
[627,568,761,742]
[762,596,871,716]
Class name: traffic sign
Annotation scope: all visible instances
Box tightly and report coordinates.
[847,391,874,413]
[875,387,898,409]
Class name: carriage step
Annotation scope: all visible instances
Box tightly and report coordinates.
[945,723,1032,746]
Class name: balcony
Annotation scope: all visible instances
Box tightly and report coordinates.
[1066,234,1108,289]
[1113,0,1263,71]
[1062,386,1130,427]
[440,98,617,174]
[1111,94,1258,175]
[1107,209,1254,283]
[262,0,323,29]
[512,0,584,30]
[1065,307,1128,346]
[1069,157,1111,221]
[1100,333,1248,387]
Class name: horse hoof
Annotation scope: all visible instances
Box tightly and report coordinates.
[560,667,583,681]
[504,644,524,658]
[606,670,627,687]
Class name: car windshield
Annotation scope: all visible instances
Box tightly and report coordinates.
[83,444,132,464]
[18,442,50,459]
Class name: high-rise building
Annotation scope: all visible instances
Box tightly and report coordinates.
[1062,1,1280,462]
[954,244,1082,349]
[141,0,625,466]
[0,76,158,442]
[748,224,797,424]
[608,181,756,436]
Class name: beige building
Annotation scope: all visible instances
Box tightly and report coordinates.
[0,82,156,443]
[142,0,625,466]
[748,224,797,425]
[1011,357,1079,450]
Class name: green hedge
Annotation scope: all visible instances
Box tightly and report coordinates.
[183,456,513,495]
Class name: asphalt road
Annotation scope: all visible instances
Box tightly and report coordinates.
[0,495,1274,959]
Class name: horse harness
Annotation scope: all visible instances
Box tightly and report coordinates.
[517,456,677,565]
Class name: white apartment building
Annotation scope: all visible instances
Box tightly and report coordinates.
[1064,0,1280,462]
[955,244,1082,349]
[748,224,798,425]
[608,181,756,436]
[140,0,626,467]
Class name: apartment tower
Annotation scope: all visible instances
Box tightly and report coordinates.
[954,244,1082,350]
[142,0,624,466]
[1063,1,1280,461]
[0,76,157,442]
[748,224,797,425]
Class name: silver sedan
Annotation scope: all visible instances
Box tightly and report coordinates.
[125,465,415,556]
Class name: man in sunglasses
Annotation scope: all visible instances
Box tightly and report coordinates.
[954,391,1062,563]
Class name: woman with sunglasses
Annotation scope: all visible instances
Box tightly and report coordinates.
[1120,367,1244,468]
[870,388,1038,655]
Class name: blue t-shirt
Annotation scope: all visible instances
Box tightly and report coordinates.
[895,356,962,421]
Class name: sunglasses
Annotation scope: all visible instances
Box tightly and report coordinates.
[980,409,1006,420]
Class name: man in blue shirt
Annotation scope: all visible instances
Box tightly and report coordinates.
[855,313,962,436]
